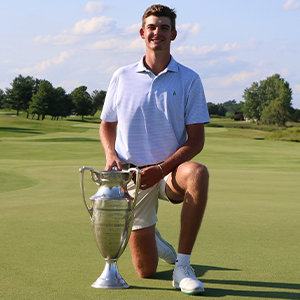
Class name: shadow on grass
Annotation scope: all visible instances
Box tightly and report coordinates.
[66,119,101,124]
[203,287,300,299]
[153,264,240,281]
[148,265,300,299]
[28,137,99,142]
[129,286,175,292]
[0,127,42,134]
[202,279,300,291]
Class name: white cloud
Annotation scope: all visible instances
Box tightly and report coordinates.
[176,44,219,55]
[283,0,300,10]
[294,84,300,92]
[124,37,144,52]
[175,23,201,43]
[222,38,261,52]
[13,51,71,74]
[189,23,201,35]
[34,34,79,45]
[0,81,9,90]
[33,16,116,46]
[178,23,201,35]
[280,67,291,77]
[223,42,238,51]
[208,59,218,66]
[90,36,144,53]
[59,80,81,91]
[73,16,116,35]
[227,56,237,63]
[124,23,141,35]
[105,65,119,74]
[84,2,107,14]
[91,38,120,50]
[175,38,261,61]
[221,69,262,86]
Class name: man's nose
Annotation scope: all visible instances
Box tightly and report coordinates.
[154,27,161,35]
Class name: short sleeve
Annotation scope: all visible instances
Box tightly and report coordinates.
[184,75,210,125]
[100,74,118,122]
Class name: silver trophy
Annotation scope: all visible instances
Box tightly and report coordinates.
[79,166,140,289]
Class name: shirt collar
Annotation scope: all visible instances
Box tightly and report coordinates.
[136,55,179,74]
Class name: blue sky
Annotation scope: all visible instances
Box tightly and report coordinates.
[1,0,300,108]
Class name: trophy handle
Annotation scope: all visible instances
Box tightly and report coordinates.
[79,166,94,217]
[127,168,141,211]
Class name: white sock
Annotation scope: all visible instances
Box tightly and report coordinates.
[175,253,191,268]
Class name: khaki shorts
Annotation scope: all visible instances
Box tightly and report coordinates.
[127,174,171,231]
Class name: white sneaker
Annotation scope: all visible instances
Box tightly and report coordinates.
[172,265,205,295]
[155,228,177,264]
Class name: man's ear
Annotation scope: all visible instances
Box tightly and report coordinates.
[140,27,145,39]
[171,29,177,41]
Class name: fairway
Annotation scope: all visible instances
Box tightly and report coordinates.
[0,113,299,300]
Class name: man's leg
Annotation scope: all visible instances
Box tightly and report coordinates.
[128,224,158,278]
[166,161,209,294]
[166,161,209,254]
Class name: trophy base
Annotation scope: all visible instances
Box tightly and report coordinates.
[92,261,129,289]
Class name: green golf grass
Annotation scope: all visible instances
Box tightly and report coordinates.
[0,112,299,299]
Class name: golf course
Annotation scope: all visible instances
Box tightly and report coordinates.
[0,110,299,300]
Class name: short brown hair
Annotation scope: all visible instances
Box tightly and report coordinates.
[142,4,177,31]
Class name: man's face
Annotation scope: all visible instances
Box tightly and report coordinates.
[140,16,177,52]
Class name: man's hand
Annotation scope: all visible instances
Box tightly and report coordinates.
[138,165,164,190]
[105,155,122,171]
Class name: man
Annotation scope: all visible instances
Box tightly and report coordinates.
[100,4,210,295]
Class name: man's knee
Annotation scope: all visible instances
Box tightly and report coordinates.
[181,161,209,186]
[194,163,209,183]
[130,247,158,278]
[181,162,209,208]
[135,263,157,278]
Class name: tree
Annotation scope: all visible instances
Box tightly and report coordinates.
[0,89,5,109]
[207,102,226,116]
[4,75,36,117]
[261,98,289,126]
[242,81,262,121]
[291,108,300,122]
[29,80,54,120]
[242,74,293,125]
[223,99,244,118]
[71,86,94,121]
[222,100,237,112]
[54,87,73,119]
[234,112,244,121]
[91,89,106,113]
[47,84,60,120]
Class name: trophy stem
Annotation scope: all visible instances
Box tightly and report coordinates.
[91,259,129,289]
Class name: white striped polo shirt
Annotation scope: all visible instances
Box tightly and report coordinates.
[100,56,210,167]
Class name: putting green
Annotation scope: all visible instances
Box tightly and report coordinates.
[0,113,299,299]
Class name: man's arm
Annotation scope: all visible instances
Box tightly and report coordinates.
[162,123,205,173]
[99,120,122,170]
[140,123,205,189]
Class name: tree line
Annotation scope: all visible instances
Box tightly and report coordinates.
[207,100,244,120]
[207,74,299,125]
[1,73,299,125]
[0,75,106,121]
